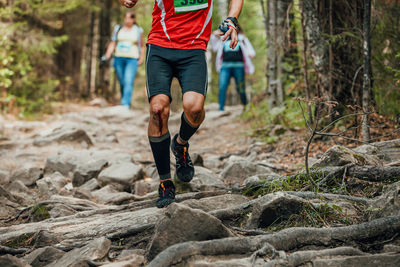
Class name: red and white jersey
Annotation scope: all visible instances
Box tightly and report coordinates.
[147,0,213,50]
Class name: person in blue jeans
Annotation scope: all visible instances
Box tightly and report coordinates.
[210,28,255,111]
[103,12,145,108]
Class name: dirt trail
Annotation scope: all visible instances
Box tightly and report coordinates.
[0,103,399,266]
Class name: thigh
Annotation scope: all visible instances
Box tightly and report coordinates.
[232,67,245,84]
[113,57,125,81]
[175,50,208,97]
[219,67,231,87]
[146,45,174,102]
[124,59,138,83]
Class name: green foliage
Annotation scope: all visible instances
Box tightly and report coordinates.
[0,0,89,116]
[265,203,357,232]
[30,204,50,222]
[241,98,306,142]
[370,1,400,116]
[3,233,35,248]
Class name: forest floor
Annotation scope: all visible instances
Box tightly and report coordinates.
[0,101,400,266]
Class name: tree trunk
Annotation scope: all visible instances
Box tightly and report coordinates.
[98,0,113,98]
[301,0,329,99]
[86,12,96,98]
[266,0,291,110]
[362,0,371,142]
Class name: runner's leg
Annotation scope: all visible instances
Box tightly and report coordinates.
[218,67,231,111]
[179,92,205,144]
[148,94,171,180]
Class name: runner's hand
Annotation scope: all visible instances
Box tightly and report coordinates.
[119,0,138,8]
[138,57,144,65]
[221,26,238,49]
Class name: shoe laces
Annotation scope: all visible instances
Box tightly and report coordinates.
[183,147,187,163]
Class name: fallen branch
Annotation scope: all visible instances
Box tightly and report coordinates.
[148,214,400,266]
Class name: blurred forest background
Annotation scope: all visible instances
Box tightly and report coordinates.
[0,0,399,140]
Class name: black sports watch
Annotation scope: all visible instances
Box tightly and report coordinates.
[226,17,239,28]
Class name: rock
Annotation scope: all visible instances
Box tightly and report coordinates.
[45,149,88,176]
[368,181,400,220]
[313,145,382,168]
[33,124,93,147]
[189,167,225,191]
[10,163,43,186]
[145,165,159,180]
[117,249,146,259]
[191,153,204,166]
[100,254,145,267]
[92,185,135,204]
[36,172,69,197]
[0,254,31,267]
[96,106,134,123]
[23,246,65,267]
[0,185,19,217]
[133,178,158,196]
[203,155,224,170]
[147,203,234,260]
[243,175,261,188]
[89,97,108,107]
[247,192,308,228]
[181,194,249,212]
[0,169,9,185]
[7,180,31,194]
[98,163,144,191]
[73,188,92,200]
[0,184,16,202]
[220,160,276,185]
[45,149,130,177]
[7,180,34,205]
[355,139,400,163]
[46,237,111,267]
[72,159,108,187]
[32,230,60,248]
[79,178,101,192]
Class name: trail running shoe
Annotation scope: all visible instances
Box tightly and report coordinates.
[156,180,175,208]
[171,134,195,182]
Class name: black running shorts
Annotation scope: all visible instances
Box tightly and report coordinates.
[145,44,208,102]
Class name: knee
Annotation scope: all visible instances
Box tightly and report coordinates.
[150,101,170,121]
[183,105,204,125]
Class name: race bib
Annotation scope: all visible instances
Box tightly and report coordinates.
[116,42,132,53]
[174,0,208,13]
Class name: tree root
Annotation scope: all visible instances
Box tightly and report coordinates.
[347,166,400,182]
[0,245,30,256]
[263,246,365,267]
[147,214,400,266]
[209,191,368,222]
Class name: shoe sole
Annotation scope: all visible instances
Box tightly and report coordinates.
[156,198,175,208]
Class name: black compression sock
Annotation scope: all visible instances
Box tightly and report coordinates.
[149,132,171,180]
[179,112,199,142]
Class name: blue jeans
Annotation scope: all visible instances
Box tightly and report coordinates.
[114,57,138,107]
[218,66,247,111]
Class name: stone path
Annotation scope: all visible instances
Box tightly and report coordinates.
[0,103,399,266]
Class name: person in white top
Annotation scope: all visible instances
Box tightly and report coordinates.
[210,27,255,111]
[103,12,145,108]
